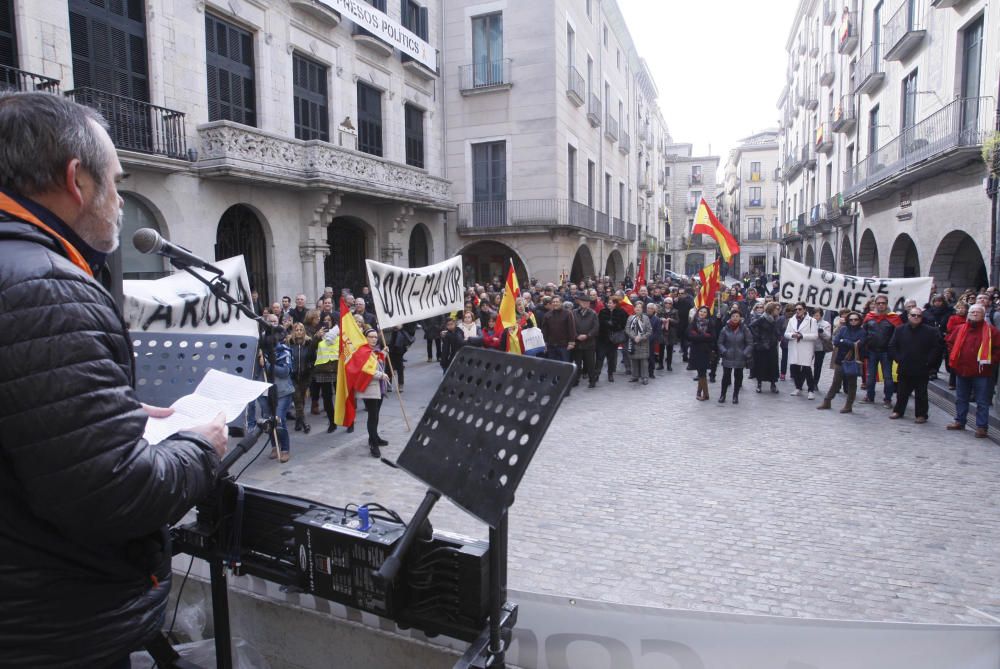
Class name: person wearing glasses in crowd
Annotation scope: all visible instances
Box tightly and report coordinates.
[887,306,941,424]
[945,304,1000,438]
[818,311,867,413]
[861,296,903,407]
[783,302,820,399]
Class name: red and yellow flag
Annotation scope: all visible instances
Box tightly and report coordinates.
[496,260,524,354]
[634,250,647,294]
[621,293,635,315]
[334,297,368,427]
[695,259,721,310]
[692,198,740,262]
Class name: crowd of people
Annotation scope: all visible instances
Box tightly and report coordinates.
[251,272,1000,465]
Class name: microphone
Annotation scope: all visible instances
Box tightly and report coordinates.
[132,228,222,274]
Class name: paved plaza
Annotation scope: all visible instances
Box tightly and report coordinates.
[234,354,1000,625]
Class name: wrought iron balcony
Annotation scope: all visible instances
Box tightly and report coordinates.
[454,199,632,241]
[0,64,60,93]
[844,96,995,202]
[782,148,803,181]
[689,173,703,186]
[619,131,630,154]
[587,93,601,127]
[685,201,699,214]
[566,65,585,107]
[809,203,828,225]
[746,198,764,209]
[627,222,637,241]
[797,38,807,55]
[745,230,764,241]
[815,122,833,153]
[930,0,963,6]
[854,44,885,95]
[747,171,763,183]
[459,59,512,94]
[820,52,836,86]
[823,0,836,25]
[66,88,186,159]
[827,193,849,224]
[838,11,858,53]
[804,83,819,110]
[831,93,857,133]
[604,113,618,142]
[884,0,927,61]
[802,144,816,170]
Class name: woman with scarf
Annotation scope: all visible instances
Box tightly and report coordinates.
[688,305,715,401]
[817,311,867,413]
[922,294,953,380]
[263,342,295,463]
[945,301,968,390]
[626,300,652,385]
[749,302,781,393]
[716,310,753,404]
[286,322,319,434]
[352,328,390,457]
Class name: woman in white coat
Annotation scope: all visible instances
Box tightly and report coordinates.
[784,301,819,398]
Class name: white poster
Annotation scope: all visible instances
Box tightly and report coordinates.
[365,256,465,329]
[778,258,933,312]
[316,0,436,71]
[123,256,258,336]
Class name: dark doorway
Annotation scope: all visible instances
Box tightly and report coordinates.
[326,217,368,297]
[408,223,430,268]
[460,240,525,287]
[216,204,268,301]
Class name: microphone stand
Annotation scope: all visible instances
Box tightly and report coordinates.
[166,257,281,669]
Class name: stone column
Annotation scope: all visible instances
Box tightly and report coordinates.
[299,192,341,300]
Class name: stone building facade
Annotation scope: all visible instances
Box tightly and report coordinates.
[720,131,782,278]
[3,0,451,303]
[662,144,721,278]
[777,0,999,291]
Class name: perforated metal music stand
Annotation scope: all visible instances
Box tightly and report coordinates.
[131,332,258,408]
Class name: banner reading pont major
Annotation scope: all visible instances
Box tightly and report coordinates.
[778,258,933,312]
[366,256,464,329]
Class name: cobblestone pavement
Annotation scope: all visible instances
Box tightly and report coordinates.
[233,352,1000,624]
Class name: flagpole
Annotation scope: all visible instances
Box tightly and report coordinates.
[379,329,412,432]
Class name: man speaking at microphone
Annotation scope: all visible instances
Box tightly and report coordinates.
[0,92,227,668]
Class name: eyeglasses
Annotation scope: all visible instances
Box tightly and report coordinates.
[909,313,922,318]
[875,301,888,306]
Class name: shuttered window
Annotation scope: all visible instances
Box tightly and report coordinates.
[68,0,148,101]
[404,103,424,168]
[292,53,328,141]
[0,0,17,70]
[205,13,256,127]
[357,82,382,157]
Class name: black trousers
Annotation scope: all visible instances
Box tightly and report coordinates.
[893,371,929,418]
[363,398,382,442]
[790,364,816,391]
[596,341,618,376]
[813,351,826,387]
[572,347,597,385]
[721,367,744,395]
[389,351,405,387]
[426,337,441,360]
[678,325,690,359]
[664,342,674,369]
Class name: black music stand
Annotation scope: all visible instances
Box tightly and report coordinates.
[384,347,575,668]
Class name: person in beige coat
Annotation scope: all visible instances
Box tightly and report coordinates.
[783,301,819,398]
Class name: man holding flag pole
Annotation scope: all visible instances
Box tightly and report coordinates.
[691,197,739,318]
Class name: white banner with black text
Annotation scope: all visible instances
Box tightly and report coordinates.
[778,258,933,312]
[365,256,465,329]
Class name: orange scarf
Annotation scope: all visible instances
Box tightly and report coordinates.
[0,192,93,277]
[950,321,993,369]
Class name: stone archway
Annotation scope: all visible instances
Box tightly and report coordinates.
[840,235,856,274]
[792,247,802,263]
[216,204,270,301]
[570,244,596,283]
[684,253,706,277]
[459,240,528,287]
[326,216,372,297]
[805,244,816,267]
[120,193,169,280]
[408,223,431,267]
[820,242,836,271]
[604,249,625,283]
[857,229,879,277]
[929,231,988,292]
[888,233,920,278]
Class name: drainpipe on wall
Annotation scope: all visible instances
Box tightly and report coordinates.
[991,74,1000,286]
[439,0,450,261]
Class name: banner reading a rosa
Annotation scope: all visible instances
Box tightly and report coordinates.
[778,258,933,312]
[366,256,464,329]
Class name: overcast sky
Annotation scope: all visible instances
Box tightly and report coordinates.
[617,0,798,162]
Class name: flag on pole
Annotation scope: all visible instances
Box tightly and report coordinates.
[496,259,523,354]
[695,259,722,309]
[634,250,647,293]
[334,297,368,427]
[692,198,740,262]
[620,293,635,315]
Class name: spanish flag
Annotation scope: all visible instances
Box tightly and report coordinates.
[334,297,368,427]
[692,198,739,262]
[495,259,523,354]
[620,293,635,315]
[695,258,721,309]
[634,250,647,293]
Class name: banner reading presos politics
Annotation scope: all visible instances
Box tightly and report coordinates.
[366,256,464,329]
[778,258,933,313]
[317,0,436,72]
[123,256,258,336]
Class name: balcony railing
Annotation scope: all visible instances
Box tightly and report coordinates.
[884,0,927,61]
[802,144,817,170]
[638,170,650,190]
[689,173,703,186]
[0,64,60,93]
[809,203,828,225]
[855,43,885,95]
[685,201,699,214]
[820,52,836,86]
[823,0,837,25]
[587,93,601,127]
[641,123,653,149]
[459,58,512,93]
[627,222,637,241]
[773,166,782,180]
[455,199,631,240]
[783,148,803,181]
[845,96,995,201]
[66,88,187,159]
[838,11,858,53]
[831,93,857,133]
[566,65,585,106]
[804,83,819,110]
[745,230,764,241]
[619,131,630,154]
[815,122,833,153]
[604,113,619,142]
[746,198,763,209]
[747,171,763,182]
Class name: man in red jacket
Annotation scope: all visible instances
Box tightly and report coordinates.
[861,296,904,407]
[945,304,1000,438]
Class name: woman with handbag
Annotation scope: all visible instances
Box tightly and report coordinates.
[716,310,754,404]
[817,311,867,413]
[688,306,715,400]
[812,308,834,388]
[626,301,652,385]
[749,302,781,393]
